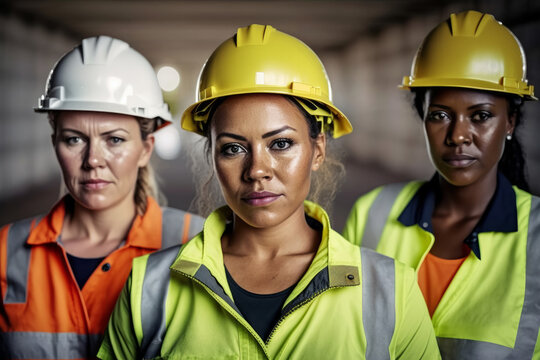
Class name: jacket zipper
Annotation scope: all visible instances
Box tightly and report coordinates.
[171,268,271,359]
[265,286,336,345]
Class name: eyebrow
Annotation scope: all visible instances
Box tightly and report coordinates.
[216,126,296,142]
[429,103,495,110]
[59,128,129,136]
[262,126,296,138]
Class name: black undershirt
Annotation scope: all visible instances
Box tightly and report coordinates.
[66,253,105,289]
[225,267,296,341]
[225,214,322,340]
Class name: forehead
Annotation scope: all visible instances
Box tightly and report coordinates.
[210,94,309,135]
[427,88,508,107]
[55,111,139,129]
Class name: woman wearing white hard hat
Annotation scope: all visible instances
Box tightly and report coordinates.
[98,24,439,359]
[343,10,539,358]
[0,36,204,359]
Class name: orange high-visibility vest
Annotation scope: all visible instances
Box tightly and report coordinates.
[0,196,204,359]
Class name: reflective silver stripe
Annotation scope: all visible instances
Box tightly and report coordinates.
[140,245,180,359]
[438,195,540,358]
[511,195,540,358]
[4,216,42,304]
[0,331,101,359]
[161,208,204,249]
[437,337,511,359]
[161,207,187,249]
[188,214,205,240]
[362,183,407,250]
[361,247,395,360]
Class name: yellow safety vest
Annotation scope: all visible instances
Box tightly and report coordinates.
[343,181,540,359]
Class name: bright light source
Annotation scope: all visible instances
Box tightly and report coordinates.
[154,125,181,160]
[157,66,180,92]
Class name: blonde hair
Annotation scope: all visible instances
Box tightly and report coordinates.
[49,113,163,216]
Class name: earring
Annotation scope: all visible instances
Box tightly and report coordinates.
[506,133,512,141]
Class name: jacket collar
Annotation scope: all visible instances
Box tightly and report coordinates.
[397,172,518,259]
[27,196,162,250]
[171,201,361,304]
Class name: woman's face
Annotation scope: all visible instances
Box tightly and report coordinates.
[422,88,515,187]
[54,111,154,212]
[210,94,325,229]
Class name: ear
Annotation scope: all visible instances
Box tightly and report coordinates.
[507,111,517,136]
[311,133,326,171]
[138,134,155,167]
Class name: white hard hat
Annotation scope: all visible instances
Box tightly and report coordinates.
[36,36,172,128]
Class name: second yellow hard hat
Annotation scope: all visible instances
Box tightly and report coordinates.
[401,10,536,100]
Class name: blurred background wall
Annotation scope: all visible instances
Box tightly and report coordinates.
[1,0,539,230]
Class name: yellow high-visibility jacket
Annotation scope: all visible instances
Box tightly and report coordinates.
[99,201,440,359]
[343,175,540,359]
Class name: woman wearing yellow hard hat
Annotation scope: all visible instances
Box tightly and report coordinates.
[0,36,204,359]
[98,24,440,359]
[343,10,539,358]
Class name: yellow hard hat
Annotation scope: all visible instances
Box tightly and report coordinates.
[181,24,352,138]
[401,10,536,100]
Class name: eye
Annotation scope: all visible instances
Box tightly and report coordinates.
[108,136,125,145]
[270,138,293,150]
[426,111,450,122]
[63,136,83,146]
[221,143,246,156]
[471,111,493,122]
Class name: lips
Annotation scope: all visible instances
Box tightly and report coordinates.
[81,179,111,190]
[242,191,281,206]
[443,154,477,168]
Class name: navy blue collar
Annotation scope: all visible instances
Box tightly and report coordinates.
[397,172,518,259]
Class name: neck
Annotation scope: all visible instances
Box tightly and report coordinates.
[63,195,138,248]
[436,169,498,218]
[222,205,320,260]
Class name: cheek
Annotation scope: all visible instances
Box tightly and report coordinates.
[282,154,311,177]
[55,147,80,178]
[479,128,507,160]
[109,147,144,175]
[213,157,239,193]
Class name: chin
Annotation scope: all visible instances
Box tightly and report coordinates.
[439,170,482,188]
[234,208,286,229]
[72,194,118,212]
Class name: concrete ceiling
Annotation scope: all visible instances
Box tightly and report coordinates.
[4,0,455,69]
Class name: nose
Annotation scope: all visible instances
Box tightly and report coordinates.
[446,117,472,146]
[243,147,272,182]
[83,141,106,169]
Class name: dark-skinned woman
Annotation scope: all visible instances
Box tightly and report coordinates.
[98,24,439,359]
[343,10,539,359]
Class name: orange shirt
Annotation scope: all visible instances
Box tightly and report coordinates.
[0,196,202,359]
[417,252,467,317]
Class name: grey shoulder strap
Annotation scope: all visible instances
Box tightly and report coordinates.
[160,207,205,249]
[360,247,395,360]
[4,215,43,303]
[361,182,408,250]
[140,246,181,359]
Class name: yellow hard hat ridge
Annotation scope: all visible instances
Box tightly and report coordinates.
[182,24,353,138]
[401,10,536,100]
